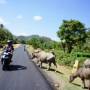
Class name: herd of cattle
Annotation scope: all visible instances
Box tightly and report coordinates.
[31,49,90,90]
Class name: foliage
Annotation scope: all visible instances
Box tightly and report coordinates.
[83,29,90,52]
[27,36,60,50]
[57,20,87,53]
[54,49,87,66]
[0,24,13,44]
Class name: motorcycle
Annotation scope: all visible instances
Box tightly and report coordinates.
[1,50,12,70]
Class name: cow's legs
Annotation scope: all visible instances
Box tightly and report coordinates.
[53,61,57,68]
[40,61,43,68]
[48,62,51,70]
[52,58,57,71]
[81,78,86,88]
[88,80,90,90]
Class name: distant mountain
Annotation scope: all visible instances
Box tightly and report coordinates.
[17,36,27,41]
[16,35,52,41]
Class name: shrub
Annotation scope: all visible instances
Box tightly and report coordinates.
[54,49,87,66]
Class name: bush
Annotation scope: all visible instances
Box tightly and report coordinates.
[54,49,87,66]
[27,36,60,50]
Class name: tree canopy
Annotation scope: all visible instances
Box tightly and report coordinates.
[27,36,59,50]
[57,20,87,53]
[0,24,13,44]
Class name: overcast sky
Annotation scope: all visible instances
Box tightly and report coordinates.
[0,0,90,41]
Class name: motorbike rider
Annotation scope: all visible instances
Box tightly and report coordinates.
[1,40,14,64]
[5,40,14,62]
[7,40,14,51]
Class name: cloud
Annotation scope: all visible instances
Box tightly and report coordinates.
[0,17,9,26]
[16,15,23,19]
[19,32,29,36]
[14,32,29,36]
[0,17,7,25]
[33,16,43,21]
[0,0,7,4]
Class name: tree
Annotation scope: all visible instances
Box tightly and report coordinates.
[83,29,90,52]
[0,24,13,44]
[27,35,58,50]
[29,37,41,49]
[57,20,87,53]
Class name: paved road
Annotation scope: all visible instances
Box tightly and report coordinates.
[0,45,53,90]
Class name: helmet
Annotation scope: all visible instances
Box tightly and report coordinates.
[7,40,13,46]
[7,40,12,43]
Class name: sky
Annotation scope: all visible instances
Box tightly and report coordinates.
[0,0,90,41]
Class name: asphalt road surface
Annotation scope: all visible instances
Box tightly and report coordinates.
[0,45,54,90]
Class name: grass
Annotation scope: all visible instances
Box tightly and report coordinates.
[26,45,34,54]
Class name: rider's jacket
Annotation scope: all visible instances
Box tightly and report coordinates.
[6,45,14,52]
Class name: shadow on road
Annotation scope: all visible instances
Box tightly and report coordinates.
[72,82,89,89]
[3,64,27,71]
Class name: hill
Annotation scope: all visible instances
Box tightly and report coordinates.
[16,35,52,41]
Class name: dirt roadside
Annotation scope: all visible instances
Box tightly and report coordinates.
[41,68,63,90]
[40,64,83,90]
[40,64,70,90]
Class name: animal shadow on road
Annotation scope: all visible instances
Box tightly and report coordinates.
[41,66,64,74]
[72,82,89,89]
[4,65,27,71]
[72,82,81,87]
